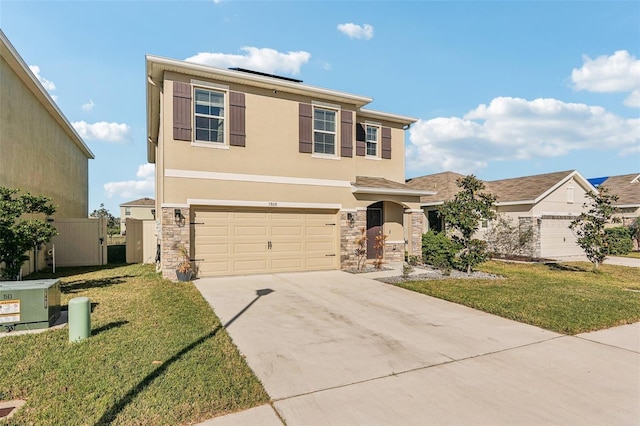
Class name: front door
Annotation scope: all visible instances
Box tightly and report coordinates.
[366,203,383,259]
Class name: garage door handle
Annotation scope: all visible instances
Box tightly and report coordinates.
[268,241,272,250]
[325,223,336,226]
[325,254,336,257]
[190,222,204,225]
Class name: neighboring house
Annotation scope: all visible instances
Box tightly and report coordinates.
[0,30,94,217]
[0,30,98,275]
[407,170,596,258]
[120,197,156,235]
[597,173,640,227]
[146,56,430,278]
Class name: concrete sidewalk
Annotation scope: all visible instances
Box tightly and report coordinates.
[196,271,639,425]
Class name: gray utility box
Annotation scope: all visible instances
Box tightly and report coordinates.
[0,279,61,332]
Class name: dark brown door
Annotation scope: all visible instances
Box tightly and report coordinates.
[366,205,383,259]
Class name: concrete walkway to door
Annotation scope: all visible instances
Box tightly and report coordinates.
[195,271,639,425]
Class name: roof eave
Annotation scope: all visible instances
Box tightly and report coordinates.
[359,108,418,126]
[1,30,94,160]
[353,186,435,197]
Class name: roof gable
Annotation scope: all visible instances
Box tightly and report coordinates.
[120,197,155,207]
[599,173,640,206]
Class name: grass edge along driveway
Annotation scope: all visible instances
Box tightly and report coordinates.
[396,260,640,335]
[0,264,269,426]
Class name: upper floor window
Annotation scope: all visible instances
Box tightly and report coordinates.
[366,125,378,157]
[313,107,336,155]
[194,88,225,143]
[125,207,131,216]
[567,187,574,204]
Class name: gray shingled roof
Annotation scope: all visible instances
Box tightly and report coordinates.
[405,172,465,204]
[599,173,640,206]
[120,197,155,207]
[407,170,588,205]
[353,176,434,196]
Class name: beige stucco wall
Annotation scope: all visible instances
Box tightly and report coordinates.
[530,177,589,216]
[157,74,408,209]
[0,56,89,218]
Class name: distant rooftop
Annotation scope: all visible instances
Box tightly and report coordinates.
[228,67,303,83]
[120,197,155,207]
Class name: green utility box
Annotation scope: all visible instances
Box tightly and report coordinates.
[0,279,61,332]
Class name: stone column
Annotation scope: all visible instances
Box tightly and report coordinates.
[160,207,191,280]
[410,210,424,258]
[340,208,367,269]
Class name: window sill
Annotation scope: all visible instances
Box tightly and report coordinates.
[191,141,230,150]
[311,153,340,160]
[365,156,381,161]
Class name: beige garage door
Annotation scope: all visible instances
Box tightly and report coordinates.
[193,208,338,277]
[539,217,582,258]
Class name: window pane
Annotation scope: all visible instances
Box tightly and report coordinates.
[194,88,225,143]
[314,132,335,154]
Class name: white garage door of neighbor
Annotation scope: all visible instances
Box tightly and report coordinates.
[193,208,339,277]
[539,218,582,258]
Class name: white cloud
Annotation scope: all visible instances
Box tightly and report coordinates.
[571,50,640,107]
[185,47,311,75]
[407,96,640,174]
[104,164,155,199]
[72,121,131,142]
[28,65,56,91]
[337,23,374,40]
[81,99,95,111]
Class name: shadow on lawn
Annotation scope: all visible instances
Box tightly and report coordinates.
[92,320,129,337]
[61,276,134,294]
[27,263,129,279]
[94,288,274,426]
[545,262,589,273]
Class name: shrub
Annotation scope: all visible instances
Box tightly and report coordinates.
[485,214,534,257]
[422,231,460,274]
[604,227,633,255]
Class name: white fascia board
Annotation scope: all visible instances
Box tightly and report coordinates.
[187,199,341,210]
[165,169,352,188]
[419,201,444,207]
[616,204,640,208]
[358,108,418,125]
[146,54,373,107]
[495,200,535,206]
[534,170,597,204]
[352,186,435,196]
[631,174,640,183]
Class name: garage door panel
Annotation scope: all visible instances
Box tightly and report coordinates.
[233,242,267,254]
[234,259,269,273]
[271,226,303,236]
[193,208,338,277]
[234,225,268,237]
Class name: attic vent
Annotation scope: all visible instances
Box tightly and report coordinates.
[228,67,303,83]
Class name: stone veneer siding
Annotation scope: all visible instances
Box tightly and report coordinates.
[160,207,191,280]
[410,211,423,257]
[340,209,367,269]
[519,216,541,258]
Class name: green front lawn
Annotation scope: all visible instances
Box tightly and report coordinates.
[397,261,640,335]
[0,264,269,425]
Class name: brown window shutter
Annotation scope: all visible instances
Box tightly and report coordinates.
[173,81,192,141]
[299,103,313,153]
[355,123,366,156]
[229,92,246,147]
[381,127,392,159]
[340,110,353,157]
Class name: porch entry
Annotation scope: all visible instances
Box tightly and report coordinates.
[366,202,383,259]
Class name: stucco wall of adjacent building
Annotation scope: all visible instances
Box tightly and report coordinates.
[0,56,89,218]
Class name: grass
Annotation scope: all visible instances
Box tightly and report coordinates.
[396,260,640,335]
[619,251,640,259]
[0,264,269,425]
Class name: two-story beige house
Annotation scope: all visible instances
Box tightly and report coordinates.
[146,56,429,279]
[119,197,155,235]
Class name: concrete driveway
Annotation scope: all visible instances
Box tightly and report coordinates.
[195,271,639,425]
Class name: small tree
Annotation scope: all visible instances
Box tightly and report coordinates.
[569,188,620,270]
[438,175,496,274]
[373,233,387,270]
[629,217,640,251]
[90,203,120,236]
[0,187,57,280]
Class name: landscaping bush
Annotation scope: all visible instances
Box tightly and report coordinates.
[605,227,633,255]
[422,231,460,274]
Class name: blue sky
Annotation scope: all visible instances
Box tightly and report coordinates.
[2,1,638,216]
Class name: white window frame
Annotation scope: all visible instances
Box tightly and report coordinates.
[312,106,338,158]
[193,86,228,148]
[365,124,380,158]
[567,187,574,204]
[125,207,131,216]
